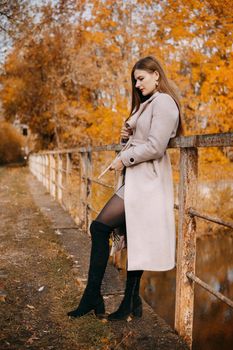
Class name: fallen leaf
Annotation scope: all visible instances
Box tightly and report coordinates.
[101,318,108,324]
[100,337,109,343]
[0,295,6,303]
[75,278,85,289]
[126,315,132,322]
[0,292,6,302]
[26,334,39,344]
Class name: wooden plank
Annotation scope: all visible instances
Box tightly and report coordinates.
[187,272,233,308]
[81,176,114,189]
[175,205,233,229]
[169,132,233,148]
[87,203,98,215]
[34,132,233,155]
[36,143,122,154]
[175,147,198,349]
[188,208,233,229]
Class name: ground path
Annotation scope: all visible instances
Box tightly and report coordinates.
[0,166,188,350]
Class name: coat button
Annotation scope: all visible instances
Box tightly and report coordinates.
[130,157,134,163]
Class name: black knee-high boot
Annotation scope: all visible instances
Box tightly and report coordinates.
[108,270,143,321]
[67,220,112,318]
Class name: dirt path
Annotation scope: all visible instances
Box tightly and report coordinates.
[0,166,188,350]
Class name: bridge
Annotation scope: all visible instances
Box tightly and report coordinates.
[1,131,233,349]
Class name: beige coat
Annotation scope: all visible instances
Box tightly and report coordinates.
[116,91,179,271]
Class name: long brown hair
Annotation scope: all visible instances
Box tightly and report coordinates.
[127,56,183,136]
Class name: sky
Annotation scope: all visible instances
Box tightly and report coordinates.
[0,0,59,66]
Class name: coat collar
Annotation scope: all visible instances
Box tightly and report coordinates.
[141,90,160,105]
[126,91,160,129]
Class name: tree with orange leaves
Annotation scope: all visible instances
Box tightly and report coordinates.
[0,0,232,151]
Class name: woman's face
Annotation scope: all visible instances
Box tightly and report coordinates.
[134,69,159,96]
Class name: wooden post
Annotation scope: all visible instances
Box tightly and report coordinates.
[45,155,49,191]
[80,151,88,230]
[54,154,58,199]
[40,155,43,183]
[66,153,71,185]
[38,155,42,182]
[48,154,51,194]
[37,155,39,181]
[175,147,198,348]
[40,155,43,182]
[32,155,37,179]
[112,149,123,267]
[49,154,56,198]
[86,151,92,234]
[42,155,46,187]
[57,153,63,203]
[53,154,57,198]
[48,154,51,195]
[114,150,120,189]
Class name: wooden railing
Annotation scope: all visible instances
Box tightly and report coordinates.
[29,132,233,349]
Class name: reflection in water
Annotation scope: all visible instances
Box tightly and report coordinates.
[140,234,233,350]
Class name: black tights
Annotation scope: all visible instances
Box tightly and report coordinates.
[95,194,143,277]
[96,193,126,229]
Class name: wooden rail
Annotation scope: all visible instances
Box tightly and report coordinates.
[29,132,233,349]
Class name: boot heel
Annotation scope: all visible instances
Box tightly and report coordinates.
[94,300,105,316]
[132,304,142,318]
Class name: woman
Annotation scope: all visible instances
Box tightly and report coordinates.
[67,56,183,320]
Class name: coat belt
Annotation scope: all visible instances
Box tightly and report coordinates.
[129,138,145,146]
[98,138,146,179]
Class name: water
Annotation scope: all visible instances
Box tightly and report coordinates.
[140,233,233,350]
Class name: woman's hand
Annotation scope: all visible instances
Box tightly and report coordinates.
[110,158,125,171]
[120,125,132,140]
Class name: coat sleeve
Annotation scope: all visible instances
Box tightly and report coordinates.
[120,94,179,167]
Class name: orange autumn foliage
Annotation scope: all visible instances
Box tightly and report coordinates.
[0,122,25,164]
[0,0,232,158]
